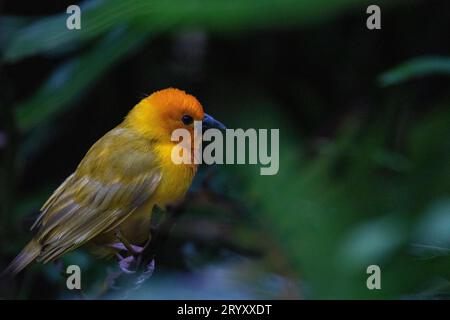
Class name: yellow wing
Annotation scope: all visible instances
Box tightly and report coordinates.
[31,127,162,263]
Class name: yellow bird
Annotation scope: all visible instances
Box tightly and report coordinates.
[5,88,225,275]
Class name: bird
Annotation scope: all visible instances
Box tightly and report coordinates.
[4,88,225,275]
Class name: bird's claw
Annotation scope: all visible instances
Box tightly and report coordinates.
[116,254,155,293]
[118,255,139,274]
[110,242,144,273]
[109,239,155,288]
[109,242,144,255]
[113,229,143,256]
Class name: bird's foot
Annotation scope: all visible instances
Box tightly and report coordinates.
[114,228,143,256]
[117,255,139,274]
[115,254,156,292]
[108,233,156,288]
[109,242,144,273]
[109,242,144,255]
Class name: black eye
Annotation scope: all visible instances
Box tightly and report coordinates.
[181,115,193,125]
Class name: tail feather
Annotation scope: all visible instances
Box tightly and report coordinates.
[3,239,41,276]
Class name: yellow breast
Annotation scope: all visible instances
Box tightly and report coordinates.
[152,143,197,208]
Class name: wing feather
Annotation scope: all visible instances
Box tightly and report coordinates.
[31,127,162,263]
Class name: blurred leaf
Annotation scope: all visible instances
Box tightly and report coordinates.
[338,216,405,269]
[0,16,32,51]
[379,56,450,86]
[4,0,380,62]
[3,0,135,62]
[413,199,450,249]
[14,26,147,132]
[231,95,450,298]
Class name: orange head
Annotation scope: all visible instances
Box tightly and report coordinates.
[125,88,202,140]
[125,88,225,145]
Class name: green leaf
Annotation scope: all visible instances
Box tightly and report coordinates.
[4,0,379,62]
[14,26,148,132]
[413,199,450,249]
[379,56,450,86]
[3,0,138,62]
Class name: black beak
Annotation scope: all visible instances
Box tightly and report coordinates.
[202,113,226,131]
